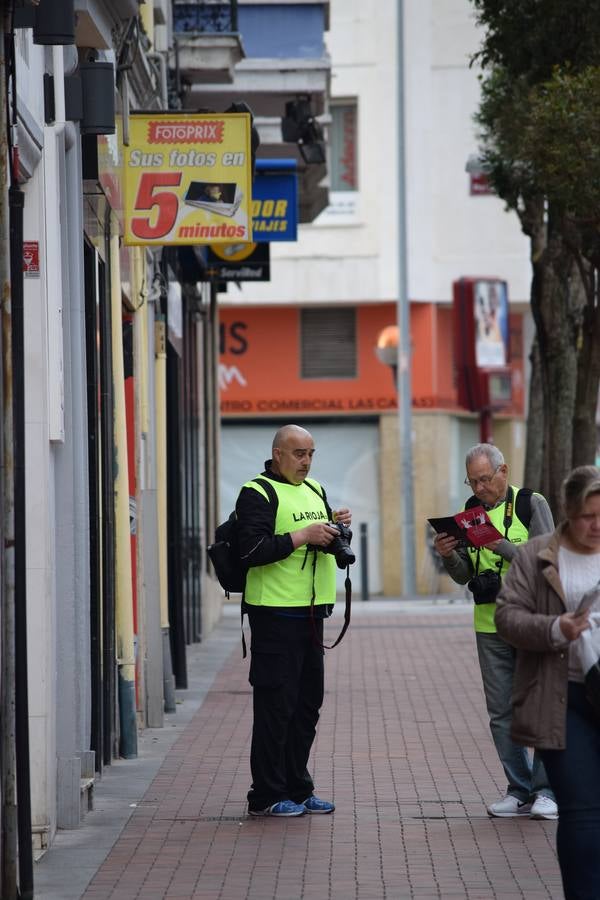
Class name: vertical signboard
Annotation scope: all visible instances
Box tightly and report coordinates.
[453,277,512,411]
[123,113,253,246]
[251,159,298,241]
[473,279,509,368]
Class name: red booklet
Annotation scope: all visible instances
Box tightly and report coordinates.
[427,506,504,549]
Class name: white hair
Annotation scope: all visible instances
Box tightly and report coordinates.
[465,443,504,470]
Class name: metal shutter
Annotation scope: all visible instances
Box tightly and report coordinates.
[300,308,357,379]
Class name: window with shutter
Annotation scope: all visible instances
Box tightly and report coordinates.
[300,308,357,379]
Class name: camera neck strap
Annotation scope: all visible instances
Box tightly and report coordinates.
[307,549,351,650]
[474,485,515,577]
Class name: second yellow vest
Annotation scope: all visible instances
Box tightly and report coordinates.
[466,486,529,633]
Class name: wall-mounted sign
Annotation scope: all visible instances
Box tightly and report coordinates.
[206,242,270,282]
[23,241,40,277]
[251,159,298,241]
[469,173,494,195]
[123,114,253,246]
[453,277,512,412]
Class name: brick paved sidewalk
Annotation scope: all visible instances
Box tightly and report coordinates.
[44,603,564,899]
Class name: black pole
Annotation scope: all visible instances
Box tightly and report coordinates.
[360,522,369,602]
[84,240,103,774]
[166,342,188,688]
[10,183,34,899]
[100,232,116,765]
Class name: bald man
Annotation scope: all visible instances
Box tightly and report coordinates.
[236,424,352,817]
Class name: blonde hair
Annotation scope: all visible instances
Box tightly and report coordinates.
[562,465,600,518]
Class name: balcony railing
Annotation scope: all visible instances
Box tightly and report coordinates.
[174,1,238,34]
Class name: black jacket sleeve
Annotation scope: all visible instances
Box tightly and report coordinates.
[235,485,294,567]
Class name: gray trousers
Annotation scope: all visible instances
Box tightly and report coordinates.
[476,631,554,802]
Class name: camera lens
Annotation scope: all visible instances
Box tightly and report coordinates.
[329,523,355,569]
[334,544,356,569]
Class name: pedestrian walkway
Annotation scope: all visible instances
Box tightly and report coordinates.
[35,599,563,899]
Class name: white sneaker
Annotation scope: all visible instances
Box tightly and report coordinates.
[530,795,558,820]
[487,795,532,817]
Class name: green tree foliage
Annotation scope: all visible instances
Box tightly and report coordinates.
[471,1,600,513]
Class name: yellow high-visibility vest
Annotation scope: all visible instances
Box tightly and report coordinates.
[243,475,336,607]
[466,486,529,633]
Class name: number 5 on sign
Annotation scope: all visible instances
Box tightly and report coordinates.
[130,173,182,241]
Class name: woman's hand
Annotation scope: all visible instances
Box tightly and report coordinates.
[559,610,591,641]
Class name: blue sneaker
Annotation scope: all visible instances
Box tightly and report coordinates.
[303,796,335,814]
[248,799,306,817]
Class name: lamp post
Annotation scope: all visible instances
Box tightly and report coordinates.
[394,0,416,596]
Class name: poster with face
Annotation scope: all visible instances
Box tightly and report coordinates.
[474,280,509,367]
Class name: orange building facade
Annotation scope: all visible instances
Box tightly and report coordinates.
[218,302,525,419]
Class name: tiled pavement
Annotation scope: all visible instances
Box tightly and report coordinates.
[35,600,563,900]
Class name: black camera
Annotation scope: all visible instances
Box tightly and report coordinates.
[311,522,355,569]
[468,569,502,605]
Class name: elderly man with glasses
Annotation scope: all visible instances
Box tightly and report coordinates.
[433,443,558,820]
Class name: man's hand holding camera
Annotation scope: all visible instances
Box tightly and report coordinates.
[293,522,339,549]
[292,508,355,570]
[292,507,352,549]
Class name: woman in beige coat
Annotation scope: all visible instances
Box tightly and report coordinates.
[495,465,600,900]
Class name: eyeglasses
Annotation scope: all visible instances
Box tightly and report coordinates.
[464,465,501,488]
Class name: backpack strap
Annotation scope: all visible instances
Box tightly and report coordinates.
[515,487,533,529]
[248,476,279,512]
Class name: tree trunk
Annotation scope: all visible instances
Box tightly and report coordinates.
[523,336,544,491]
[529,210,581,519]
[572,270,600,467]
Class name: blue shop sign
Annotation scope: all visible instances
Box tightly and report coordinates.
[252,159,298,242]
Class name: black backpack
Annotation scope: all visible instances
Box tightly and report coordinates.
[208,477,278,595]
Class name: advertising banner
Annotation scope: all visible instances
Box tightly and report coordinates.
[251,159,298,241]
[453,277,513,411]
[206,242,270,281]
[123,113,253,246]
[474,279,509,367]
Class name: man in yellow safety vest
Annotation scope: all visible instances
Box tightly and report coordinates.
[433,443,558,821]
[236,423,352,818]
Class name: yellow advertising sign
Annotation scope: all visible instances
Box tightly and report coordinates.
[123,113,253,246]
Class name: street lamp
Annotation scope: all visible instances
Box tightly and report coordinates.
[376,324,399,383]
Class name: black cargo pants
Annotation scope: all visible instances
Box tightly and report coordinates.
[246,608,324,812]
